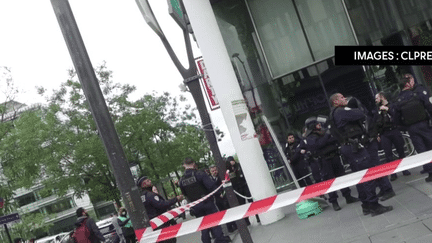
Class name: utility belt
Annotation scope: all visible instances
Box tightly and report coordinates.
[343,138,365,153]
[310,150,340,160]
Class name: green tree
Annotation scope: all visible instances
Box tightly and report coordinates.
[0,66,21,216]
[11,212,53,240]
[0,63,212,208]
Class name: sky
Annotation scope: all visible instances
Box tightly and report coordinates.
[0,0,236,156]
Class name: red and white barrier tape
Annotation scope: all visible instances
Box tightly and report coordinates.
[137,150,432,243]
[149,170,231,230]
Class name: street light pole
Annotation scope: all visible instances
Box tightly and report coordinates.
[50,0,150,233]
[136,1,253,242]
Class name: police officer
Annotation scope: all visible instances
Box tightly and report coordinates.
[179,157,230,243]
[285,132,313,187]
[363,99,396,201]
[375,92,411,181]
[330,93,393,216]
[304,116,359,211]
[137,176,183,243]
[393,73,432,182]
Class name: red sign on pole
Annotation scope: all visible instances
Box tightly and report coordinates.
[196,58,220,111]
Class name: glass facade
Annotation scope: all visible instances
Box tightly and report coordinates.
[212,0,432,192]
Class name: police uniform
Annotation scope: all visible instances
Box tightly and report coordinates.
[179,168,230,243]
[364,108,396,201]
[332,101,393,216]
[376,102,411,180]
[305,119,357,210]
[138,177,178,243]
[285,136,313,187]
[393,84,432,181]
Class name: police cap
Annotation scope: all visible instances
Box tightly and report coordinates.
[136,176,148,187]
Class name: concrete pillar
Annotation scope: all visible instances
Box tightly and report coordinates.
[183,0,285,225]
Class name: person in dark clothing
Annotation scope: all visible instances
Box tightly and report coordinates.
[375,92,411,181]
[363,104,396,202]
[330,93,393,216]
[179,157,230,243]
[284,133,313,187]
[137,176,183,243]
[393,73,432,182]
[209,165,237,233]
[304,116,359,211]
[74,207,105,243]
[225,156,252,205]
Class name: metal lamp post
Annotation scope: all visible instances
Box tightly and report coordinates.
[50,0,150,234]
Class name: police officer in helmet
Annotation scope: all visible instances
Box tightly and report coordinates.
[137,176,183,243]
[304,116,359,211]
[330,93,393,216]
[393,73,432,182]
[179,157,230,243]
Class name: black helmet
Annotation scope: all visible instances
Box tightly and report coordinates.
[304,116,318,137]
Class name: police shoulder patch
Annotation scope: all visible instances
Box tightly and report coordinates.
[154,196,159,201]
[141,195,146,202]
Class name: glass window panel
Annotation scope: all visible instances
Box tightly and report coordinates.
[394,0,432,27]
[294,0,357,60]
[319,58,374,110]
[277,67,330,131]
[344,0,404,45]
[248,0,313,77]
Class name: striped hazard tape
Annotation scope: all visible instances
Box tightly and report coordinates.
[149,170,231,229]
[136,150,432,243]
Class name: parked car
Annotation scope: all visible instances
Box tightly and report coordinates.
[96,218,117,243]
[36,232,69,243]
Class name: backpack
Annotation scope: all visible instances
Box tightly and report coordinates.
[397,90,428,125]
[72,218,91,243]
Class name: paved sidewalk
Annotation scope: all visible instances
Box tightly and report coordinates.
[177,166,432,243]
[229,166,432,243]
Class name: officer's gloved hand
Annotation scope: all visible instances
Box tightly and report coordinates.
[346,96,362,109]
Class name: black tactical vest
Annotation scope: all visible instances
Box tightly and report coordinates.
[180,171,208,202]
[397,91,427,126]
[330,107,364,143]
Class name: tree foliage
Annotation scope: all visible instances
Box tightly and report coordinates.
[0,66,21,216]
[0,63,212,207]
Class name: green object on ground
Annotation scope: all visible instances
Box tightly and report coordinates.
[296,200,322,219]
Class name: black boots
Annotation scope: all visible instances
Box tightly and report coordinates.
[345,195,360,204]
[332,202,341,211]
[362,204,393,216]
[379,191,396,201]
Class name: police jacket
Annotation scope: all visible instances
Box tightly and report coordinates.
[284,139,304,165]
[74,216,105,243]
[141,188,178,220]
[394,84,432,126]
[376,103,397,133]
[332,107,366,142]
[179,169,216,202]
[306,129,339,158]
